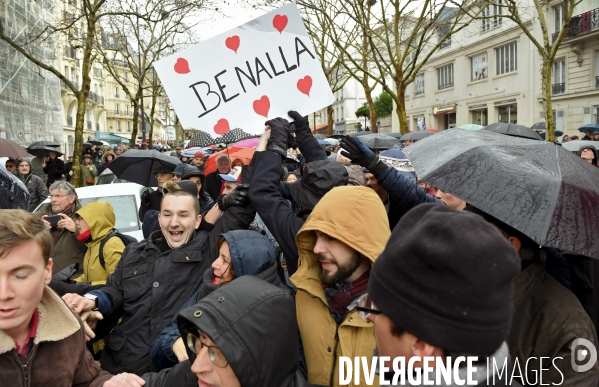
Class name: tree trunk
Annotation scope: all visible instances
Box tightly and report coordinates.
[130,100,139,147]
[395,83,408,134]
[365,83,376,133]
[541,59,555,142]
[327,105,334,135]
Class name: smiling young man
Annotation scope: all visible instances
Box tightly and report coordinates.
[0,210,145,387]
[291,186,390,387]
[63,183,256,375]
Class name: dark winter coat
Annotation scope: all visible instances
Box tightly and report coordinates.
[0,287,112,387]
[150,230,280,369]
[203,170,223,201]
[35,201,87,274]
[94,205,256,375]
[143,276,313,387]
[508,259,599,386]
[43,157,66,187]
[199,190,214,216]
[17,163,48,211]
[138,188,163,222]
[248,136,327,277]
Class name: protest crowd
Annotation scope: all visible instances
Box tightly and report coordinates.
[1,107,599,387]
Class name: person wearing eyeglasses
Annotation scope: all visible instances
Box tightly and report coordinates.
[362,204,521,385]
[290,186,390,387]
[34,180,87,274]
[142,276,313,387]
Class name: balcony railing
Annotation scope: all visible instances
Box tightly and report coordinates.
[67,116,73,126]
[104,58,128,68]
[106,110,130,117]
[88,92,104,105]
[61,80,79,91]
[552,8,599,42]
[552,82,566,95]
[438,82,454,90]
[439,37,452,49]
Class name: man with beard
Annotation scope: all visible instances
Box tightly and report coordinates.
[290,186,390,387]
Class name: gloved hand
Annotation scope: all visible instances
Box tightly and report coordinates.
[265,117,291,158]
[140,190,151,206]
[288,110,310,145]
[217,184,250,211]
[339,135,389,179]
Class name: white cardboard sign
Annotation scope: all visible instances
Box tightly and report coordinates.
[154,2,335,137]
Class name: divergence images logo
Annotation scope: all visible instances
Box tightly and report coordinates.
[571,338,598,373]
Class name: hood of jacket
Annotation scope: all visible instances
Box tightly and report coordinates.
[102,151,116,164]
[177,276,298,387]
[76,201,116,242]
[16,159,32,180]
[221,230,276,277]
[580,145,598,166]
[291,186,391,296]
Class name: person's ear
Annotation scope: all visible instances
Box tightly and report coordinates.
[195,214,202,228]
[507,236,522,253]
[44,258,53,286]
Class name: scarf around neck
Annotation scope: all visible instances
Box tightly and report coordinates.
[323,269,370,323]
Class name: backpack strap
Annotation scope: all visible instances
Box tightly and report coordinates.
[98,230,117,270]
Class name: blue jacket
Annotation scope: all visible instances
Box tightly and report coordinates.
[150,230,279,369]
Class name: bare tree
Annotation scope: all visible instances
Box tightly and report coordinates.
[480,0,581,141]
[0,0,209,186]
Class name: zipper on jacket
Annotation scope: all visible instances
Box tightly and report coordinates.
[15,346,38,387]
[329,327,340,386]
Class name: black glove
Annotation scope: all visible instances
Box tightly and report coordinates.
[339,135,388,178]
[265,118,291,158]
[141,190,151,206]
[217,184,250,211]
[288,110,311,145]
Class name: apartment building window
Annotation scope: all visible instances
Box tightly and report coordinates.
[552,59,566,95]
[554,5,564,34]
[482,0,502,32]
[124,72,128,82]
[126,121,131,132]
[437,64,454,90]
[592,106,599,124]
[117,121,121,132]
[438,23,451,49]
[115,104,120,116]
[498,104,517,124]
[471,52,488,81]
[341,106,344,119]
[414,73,425,95]
[471,109,488,126]
[496,42,517,75]
[553,110,564,132]
[125,105,129,117]
[583,106,592,125]
[595,51,599,89]
[114,86,120,98]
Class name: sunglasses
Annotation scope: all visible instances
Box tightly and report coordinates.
[355,293,382,320]
[185,331,228,368]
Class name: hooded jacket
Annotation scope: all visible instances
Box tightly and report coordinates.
[74,201,125,285]
[291,186,391,387]
[149,229,282,369]
[174,276,311,387]
[98,151,116,175]
[43,157,66,187]
[35,201,87,275]
[0,287,112,387]
[16,160,48,212]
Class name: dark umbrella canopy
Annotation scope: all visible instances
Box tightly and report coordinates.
[403,129,599,259]
[0,139,30,158]
[358,133,400,150]
[107,150,181,187]
[537,130,563,140]
[349,131,372,138]
[483,122,543,140]
[531,122,546,130]
[188,131,216,148]
[579,123,599,133]
[28,140,60,148]
[214,128,256,145]
[400,131,435,141]
[88,140,103,146]
[26,146,63,158]
[0,166,29,210]
[386,133,404,139]
[328,134,345,139]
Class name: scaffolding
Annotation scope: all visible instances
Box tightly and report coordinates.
[0,0,63,147]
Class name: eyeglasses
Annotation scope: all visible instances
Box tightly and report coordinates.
[49,194,68,199]
[355,293,381,320]
[185,331,228,368]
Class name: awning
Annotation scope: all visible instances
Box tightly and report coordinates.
[94,132,131,144]
[433,105,456,116]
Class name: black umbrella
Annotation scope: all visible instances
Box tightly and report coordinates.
[26,146,63,158]
[483,122,542,140]
[88,140,103,146]
[357,133,400,150]
[400,131,435,141]
[386,133,404,139]
[188,131,216,148]
[28,140,60,148]
[0,166,29,210]
[83,142,94,149]
[537,130,564,140]
[328,134,345,139]
[403,129,599,259]
[214,128,256,145]
[531,122,545,130]
[349,131,372,138]
[107,150,181,187]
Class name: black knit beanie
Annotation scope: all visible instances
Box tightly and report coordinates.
[368,203,520,354]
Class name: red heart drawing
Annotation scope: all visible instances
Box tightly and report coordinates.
[214,119,230,135]
[273,15,288,34]
[174,58,190,74]
[253,96,270,118]
[297,76,313,96]
[225,36,240,53]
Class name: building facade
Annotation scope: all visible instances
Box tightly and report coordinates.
[332,77,382,134]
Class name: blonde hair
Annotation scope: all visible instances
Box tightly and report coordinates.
[0,210,52,264]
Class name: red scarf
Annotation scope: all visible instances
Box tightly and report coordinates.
[323,269,370,321]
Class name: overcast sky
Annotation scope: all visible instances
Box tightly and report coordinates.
[191,2,269,40]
